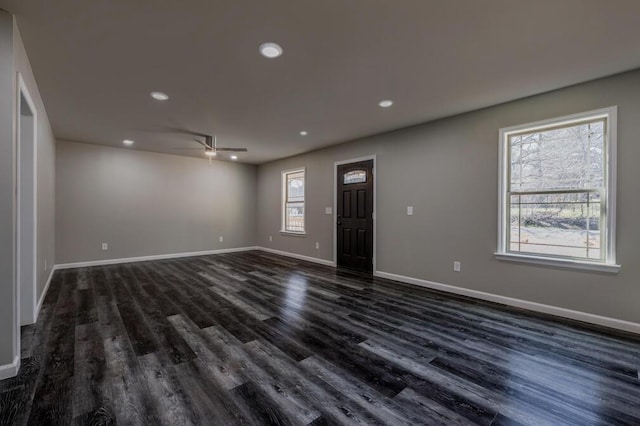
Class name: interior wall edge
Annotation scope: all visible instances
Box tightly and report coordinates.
[0,7,17,371]
[12,16,57,320]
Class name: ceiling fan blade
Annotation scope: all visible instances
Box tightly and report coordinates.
[163,127,211,138]
[191,138,211,148]
[213,147,248,152]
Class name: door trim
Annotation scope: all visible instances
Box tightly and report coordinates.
[16,72,38,329]
[333,155,376,272]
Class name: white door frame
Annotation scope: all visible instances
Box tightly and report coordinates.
[333,155,377,273]
[16,72,38,328]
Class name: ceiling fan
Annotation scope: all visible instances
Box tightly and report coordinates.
[172,129,247,159]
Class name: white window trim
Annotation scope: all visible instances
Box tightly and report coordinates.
[281,167,306,236]
[496,106,620,273]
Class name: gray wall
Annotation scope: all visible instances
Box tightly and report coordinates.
[0,13,57,367]
[13,23,56,305]
[56,140,257,264]
[0,10,16,366]
[258,69,640,324]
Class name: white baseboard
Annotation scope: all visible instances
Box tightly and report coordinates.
[55,246,260,270]
[33,266,56,322]
[0,355,20,381]
[374,270,640,335]
[256,247,335,267]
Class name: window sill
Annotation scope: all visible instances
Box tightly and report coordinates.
[280,231,306,237]
[495,252,621,273]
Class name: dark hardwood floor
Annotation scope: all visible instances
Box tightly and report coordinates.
[1,250,639,425]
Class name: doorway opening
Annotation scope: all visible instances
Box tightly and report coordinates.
[334,156,376,274]
[17,74,37,326]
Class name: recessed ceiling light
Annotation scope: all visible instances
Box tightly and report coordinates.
[259,42,283,58]
[230,155,238,160]
[205,150,217,157]
[378,99,393,108]
[300,131,308,136]
[150,91,169,101]
[122,139,134,146]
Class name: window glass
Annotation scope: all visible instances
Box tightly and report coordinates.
[498,109,615,266]
[343,170,367,184]
[283,170,305,233]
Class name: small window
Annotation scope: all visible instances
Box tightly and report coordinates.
[497,107,619,272]
[282,168,305,233]
[343,170,367,184]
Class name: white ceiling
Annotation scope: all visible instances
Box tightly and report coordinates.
[2,0,640,164]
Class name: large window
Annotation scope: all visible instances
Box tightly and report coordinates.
[282,168,305,234]
[497,107,619,272]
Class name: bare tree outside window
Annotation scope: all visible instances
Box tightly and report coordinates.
[283,170,305,233]
[507,119,606,260]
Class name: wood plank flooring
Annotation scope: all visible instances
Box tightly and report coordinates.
[1,250,639,425]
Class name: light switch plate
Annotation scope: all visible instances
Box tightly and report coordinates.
[325,207,333,214]
[407,206,414,216]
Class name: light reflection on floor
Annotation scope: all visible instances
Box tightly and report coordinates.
[499,341,607,424]
[282,273,309,322]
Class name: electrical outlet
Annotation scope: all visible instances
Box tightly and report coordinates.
[269,235,273,242]
[101,243,108,251]
[219,236,224,242]
[315,242,320,249]
[407,206,414,216]
[453,261,461,272]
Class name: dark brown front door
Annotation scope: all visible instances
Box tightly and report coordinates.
[337,160,374,273]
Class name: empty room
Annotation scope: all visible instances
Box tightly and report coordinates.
[1,1,640,425]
